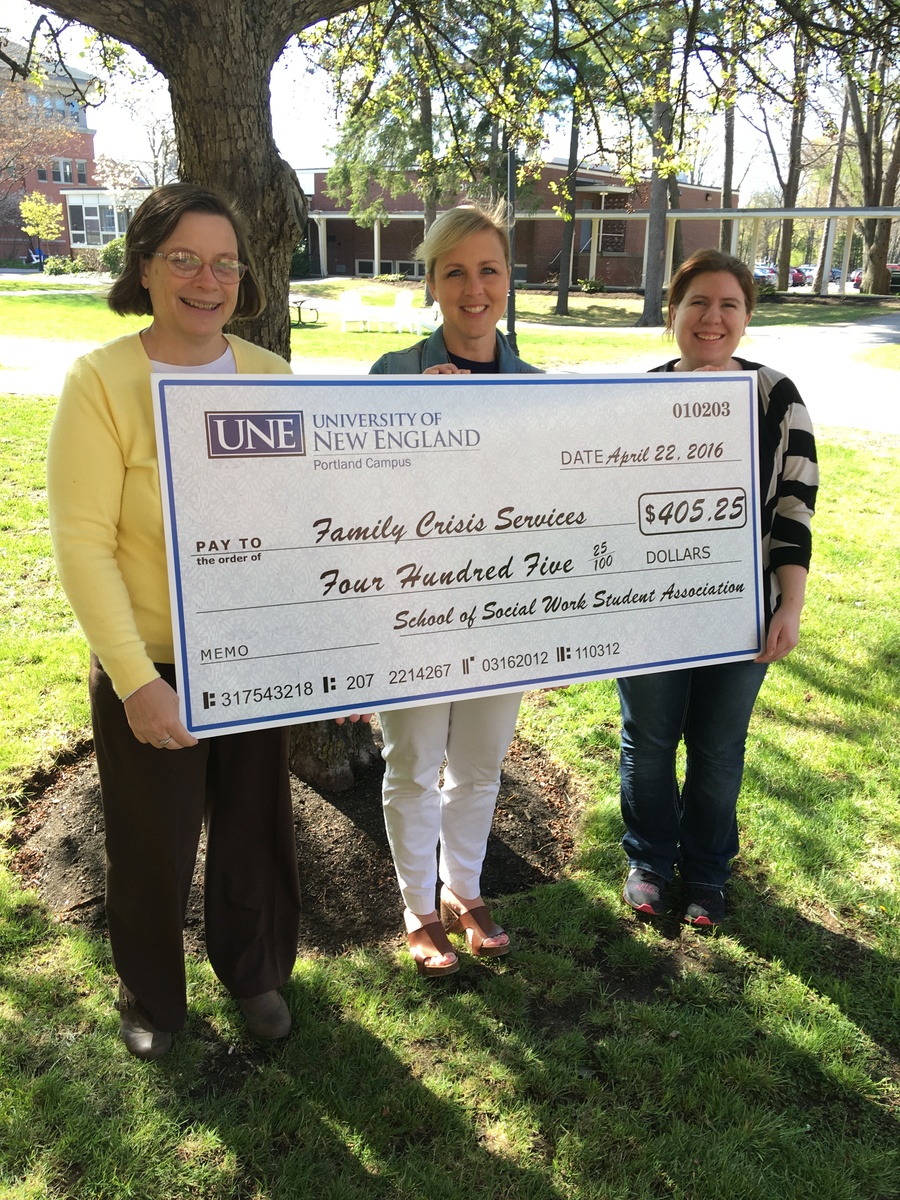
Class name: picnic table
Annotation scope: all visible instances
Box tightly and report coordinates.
[289,295,319,326]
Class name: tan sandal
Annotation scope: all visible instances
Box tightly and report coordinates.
[407,920,460,977]
[440,898,511,958]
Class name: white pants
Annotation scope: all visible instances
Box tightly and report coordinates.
[379,693,524,914]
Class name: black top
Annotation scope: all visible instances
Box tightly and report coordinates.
[447,351,499,374]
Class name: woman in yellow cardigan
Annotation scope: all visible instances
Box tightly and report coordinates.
[47,183,300,1061]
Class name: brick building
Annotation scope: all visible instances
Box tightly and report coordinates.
[300,161,733,287]
[0,42,140,262]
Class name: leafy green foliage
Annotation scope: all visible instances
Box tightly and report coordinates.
[99,236,126,277]
[18,191,64,245]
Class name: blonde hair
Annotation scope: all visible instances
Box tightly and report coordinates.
[417,201,511,279]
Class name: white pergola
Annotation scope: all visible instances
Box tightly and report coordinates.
[307,205,900,296]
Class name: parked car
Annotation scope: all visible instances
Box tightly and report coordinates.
[753,264,777,286]
[789,266,806,286]
[797,263,843,286]
[852,265,900,290]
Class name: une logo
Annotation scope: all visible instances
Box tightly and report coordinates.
[205,411,305,458]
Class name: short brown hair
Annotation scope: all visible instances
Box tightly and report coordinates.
[418,201,511,279]
[107,182,265,319]
[666,248,756,332]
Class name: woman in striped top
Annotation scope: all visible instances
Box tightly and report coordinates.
[619,248,819,927]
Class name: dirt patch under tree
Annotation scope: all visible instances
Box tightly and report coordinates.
[8,730,581,957]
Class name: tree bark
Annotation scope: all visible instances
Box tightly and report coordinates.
[40,1,354,359]
[554,96,580,316]
[719,53,736,254]
[813,90,849,293]
[636,98,669,328]
[776,35,808,290]
[290,720,383,793]
[845,38,900,295]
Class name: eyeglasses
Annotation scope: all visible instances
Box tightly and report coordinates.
[145,250,247,283]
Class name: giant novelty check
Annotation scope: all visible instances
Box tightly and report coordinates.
[153,372,763,736]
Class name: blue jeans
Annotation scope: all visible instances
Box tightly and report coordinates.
[617,660,768,888]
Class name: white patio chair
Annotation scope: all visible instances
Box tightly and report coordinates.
[339,292,372,332]
[378,290,417,333]
[415,302,442,336]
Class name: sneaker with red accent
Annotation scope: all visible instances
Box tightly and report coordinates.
[622,868,668,916]
[683,886,725,927]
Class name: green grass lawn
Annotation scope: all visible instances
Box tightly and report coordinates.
[1,382,899,1198]
[0,278,109,293]
[0,292,668,368]
[9,288,894,376]
[0,294,144,342]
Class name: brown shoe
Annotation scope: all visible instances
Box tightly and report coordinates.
[237,990,291,1039]
[407,920,460,978]
[440,893,510,958]
[116,984,172,1061]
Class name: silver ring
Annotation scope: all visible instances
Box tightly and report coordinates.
[159,735,173,747]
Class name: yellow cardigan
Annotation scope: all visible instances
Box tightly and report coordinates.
[47,331,291,699]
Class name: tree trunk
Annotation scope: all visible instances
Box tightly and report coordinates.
[719,55,736,254]
[554,97,580,317]
[666,174,683,274]
[636,99,669,328]
[418,63,437,307]
[163,39,305,362]
[776,35,808,290]
[290,719,383,793]
[846,44,900,295]
[813,90,849,293]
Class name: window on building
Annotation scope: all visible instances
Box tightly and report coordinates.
[99,204,118,242]
[83,203,101,245]
[51,159,74,184]
[36,166,48,182]
[68,204,85,233]
[76,160,87,185]
[600,195,627,255]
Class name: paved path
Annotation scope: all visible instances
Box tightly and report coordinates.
[1,315,898,436]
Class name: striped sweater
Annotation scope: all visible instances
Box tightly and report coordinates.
[651,357,819,625]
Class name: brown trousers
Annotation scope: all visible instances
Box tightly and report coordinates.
[90,657,300,1032]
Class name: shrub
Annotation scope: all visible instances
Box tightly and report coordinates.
[579,278,605,293]
[99,237,126,277]
[75,247,103,273]
[375,273,406,284]
[290,238,310,278]
[43,255,71,276]
[755,280,778,302]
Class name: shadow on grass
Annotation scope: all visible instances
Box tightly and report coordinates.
[578,782,900,1051]
[0,912,568,1200]
[2,869,899,1198]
